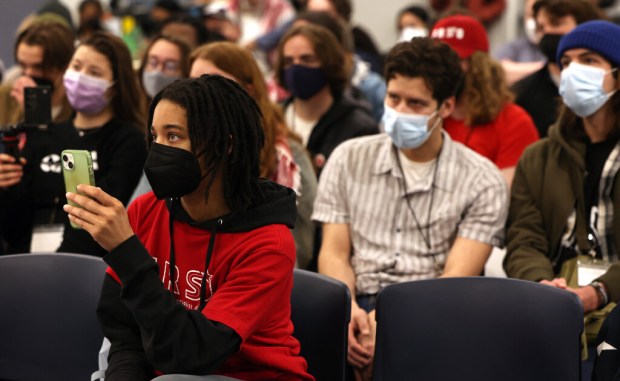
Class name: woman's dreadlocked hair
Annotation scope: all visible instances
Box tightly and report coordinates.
[147,74,265,211]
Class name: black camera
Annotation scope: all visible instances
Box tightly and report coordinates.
[0,85,52,160]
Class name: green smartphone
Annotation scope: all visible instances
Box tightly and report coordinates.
[62,149,96,229]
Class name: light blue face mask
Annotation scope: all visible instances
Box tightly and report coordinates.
[559,62,617,117]
[382,105,440,149]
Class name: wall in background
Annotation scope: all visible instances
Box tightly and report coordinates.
[0,0,50,71]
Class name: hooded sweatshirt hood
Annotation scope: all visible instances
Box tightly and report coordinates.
[166,179,297,233]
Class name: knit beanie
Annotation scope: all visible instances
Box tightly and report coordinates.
[557,20,620,68]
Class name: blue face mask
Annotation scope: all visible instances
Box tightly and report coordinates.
[382,104,440,149]
[284,64,327,100]
[559,62,617,117]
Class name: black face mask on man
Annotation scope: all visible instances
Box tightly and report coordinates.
[538,33,564,64]
[144,143,204,199]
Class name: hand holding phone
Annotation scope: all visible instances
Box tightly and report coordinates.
[10,76,37,110]
[62,150,96,229]
[0,153,26,188]
[63,185,134,251]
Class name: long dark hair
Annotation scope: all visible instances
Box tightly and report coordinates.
[148,75,265,211]
[80,32,146,129]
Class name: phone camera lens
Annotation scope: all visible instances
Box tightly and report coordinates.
[62,155,68,162]
[68,162,74,169]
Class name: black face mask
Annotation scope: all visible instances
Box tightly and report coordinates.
[144,143,203,199]
[538,33,563,64]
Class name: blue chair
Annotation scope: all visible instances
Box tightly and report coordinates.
[95,269,351,381]
[0,253,108,381]
[291,269,351,381]
[372,277,584,381]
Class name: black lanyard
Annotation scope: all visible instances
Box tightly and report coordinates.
[394,146,441,250]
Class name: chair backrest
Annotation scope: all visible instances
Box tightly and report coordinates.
[0,252,108,381]
[372,277,584,381]
[290,269,351,381]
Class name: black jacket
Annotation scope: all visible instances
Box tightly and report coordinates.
[287,93,378,176]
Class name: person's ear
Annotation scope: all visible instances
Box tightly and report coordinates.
[438,96,455,119]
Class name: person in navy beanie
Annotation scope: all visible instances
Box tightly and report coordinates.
[556,20,620,70]
[505,19,620,381]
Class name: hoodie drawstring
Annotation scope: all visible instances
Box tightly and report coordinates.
[168,198,177,293]
[168,198,223,311]
[199,218,222,311]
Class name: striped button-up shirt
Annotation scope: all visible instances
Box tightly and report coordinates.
[312,133,509,295]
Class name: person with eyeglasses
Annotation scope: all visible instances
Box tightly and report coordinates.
[505,21,620,381]
[138,34,191,105]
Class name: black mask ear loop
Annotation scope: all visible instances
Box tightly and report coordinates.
[168,198,178,293]
[198,219,223,310]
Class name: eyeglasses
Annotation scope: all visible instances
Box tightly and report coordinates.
[146,56,180,73]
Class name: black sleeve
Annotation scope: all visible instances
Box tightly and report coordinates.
[98,235,241,376]
[97,276,154,381]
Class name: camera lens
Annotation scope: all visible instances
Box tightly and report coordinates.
[68,162,74,169]
[62,154,68,162]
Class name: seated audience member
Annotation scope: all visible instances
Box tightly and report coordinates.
[396,4,430,42]
[56,32,146,256]
[138,34,191,102]
[56,32,147,256]
[305,0,383,74]
[315,37,508,381]
[512,0,602,137]
[160,15,214,49]
[0,19,74,126]
[493,0,546,85]
[64,75,314,381]
[77,0,106,41]
[274,24,377,176]
[505,20,620,380]
[189,42,317,269]
[0,19,75,254]
[295,10,386,122]
[431,14,539,186]
[141,0,183,38]
[130,34,192,203]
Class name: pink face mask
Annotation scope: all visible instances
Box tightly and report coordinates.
[63,70,112,114]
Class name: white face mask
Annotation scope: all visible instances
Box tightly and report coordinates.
[524,17,539,44]
[398,26,429,42]
[559,62,617,117]
[382,104,440,149]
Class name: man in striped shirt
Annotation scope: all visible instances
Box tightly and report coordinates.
[313,37,509,381]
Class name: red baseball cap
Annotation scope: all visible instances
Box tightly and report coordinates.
[430,15,489,59]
